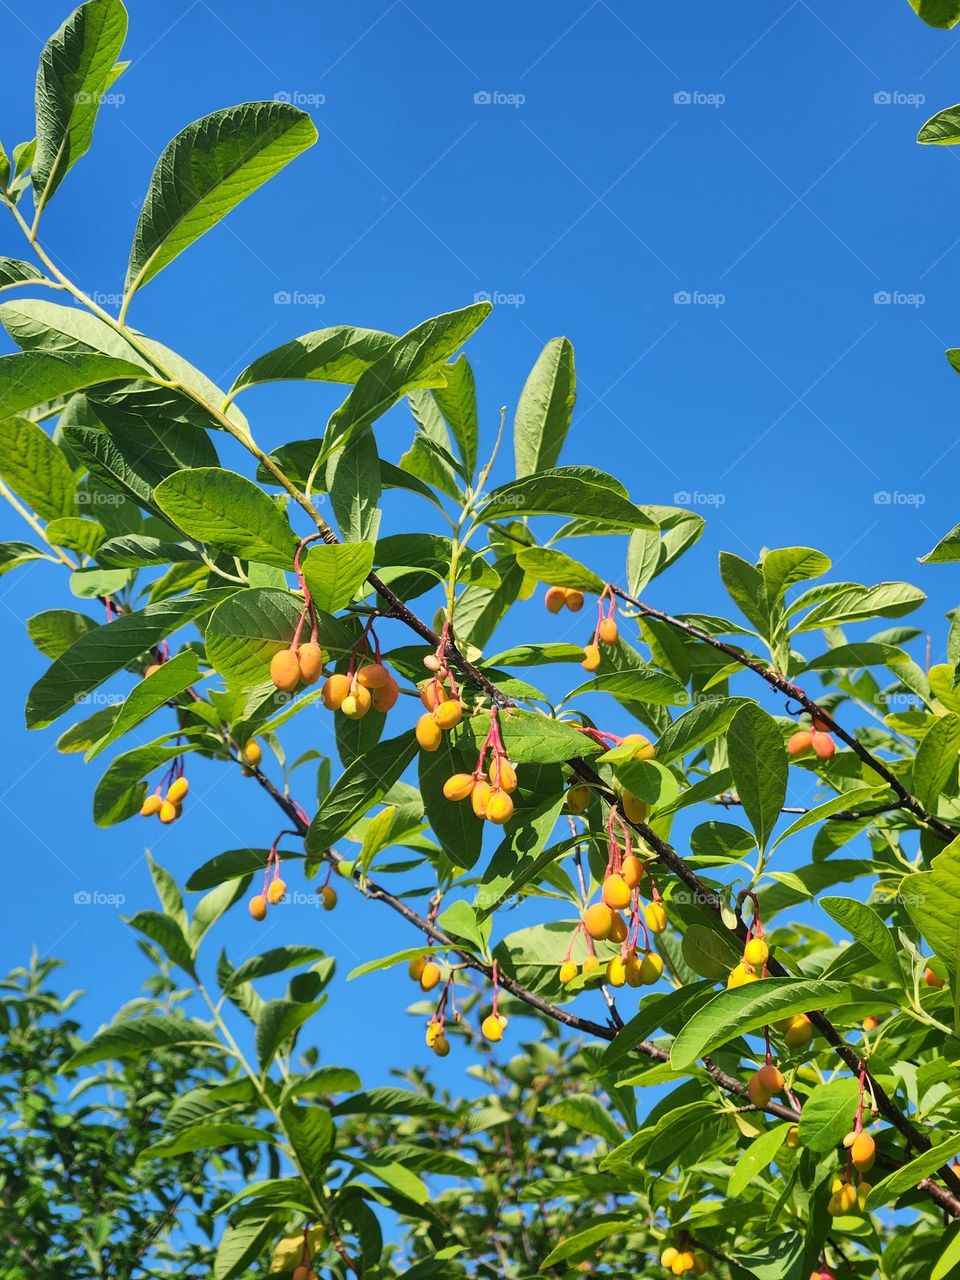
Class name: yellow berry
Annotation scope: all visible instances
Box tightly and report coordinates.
[622,733,655,760]
[581,955,600,976]
[320,886,337,911]
[744,937,769,967]
[166,776,189,804]
[443,772,476,802]
[419,681,447,711]
[341,684,372,719]
[602,873,631,910]
[644,901,667,933]
[598,617,619,644]
[433,699,463,730]
[606,956,627,987]
[270,648,300,693]
[297,641,324,685]
[783,1014,813,1048]
[248,895,267,921]
[625,952,643,987]
[727,963,758,989]
[481,1014,503,1042]
[321,673,351,710]
[242,740,262,768]
[432,1034,450,1057]
[559,960,579,985]
[159,800,178,824]
[581,643,601,672]
[488,758,518,793]
[851,1132,876,1173]
[638,952,663,985]
[408,956,426,981]
[566,784,591,814]
[785,1125,800,1149]
[266,879,286,905]
[140,794,162,818]
[420,961,442,991]
[609,912,628,944]
[471,779,491,818]
[356,662,389,689]
[485,789,515,824]
[620,790,648,825]
[660,1248,679,1268]
[584,903,614,940]
[416,713,443,752]
[857,1181,871,1211]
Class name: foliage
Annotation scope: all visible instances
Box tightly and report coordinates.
[3,3,960,1278]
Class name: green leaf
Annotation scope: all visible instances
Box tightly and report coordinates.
[346,946,448,981]
[598,981,716,1072]
[458,709,603,765]
[0,415,76,519]
[481,467,655,528]
[820,895,903,982]
[46,517,104,555]
[27,607,97,658]
[0,541,48,575]
[900,842,960,986]
[322,302,491,459]
[306,732,418,850]
[728,1124,789,1198]
[186,849,282,891]
[513,337,576,478]
[564,668,689,707]
[803,641,908,671]
[539,1220,631,1270]
[538,1093,623,1145]
[143,1122,275,1160]
[726,704,787,853]
[681,923,743,980]
[515,546,604,593]
[283,1102,335,1180]
[909,0,960,28]
[213,1216,277,1280]
[66,1014,220,1068]
[126,910,196,977]
[374,533,499,598]
[26,589,233,729]
[918,104,960,144]
[793,580,925,629]
[125,101,318,299]
[223,946,327,992]
[153,467,296,568]
[85,650,201,760]
[32,0,128,207]
[255,1000,325,1070]
[656,697,751,766]
[797,1078,859,1154]
[670,979,854,1068]
[0,258,48,291]
[419,733,484,869]
[95,534,200,567]
[0,297,146,363]
[912,713,960,810]
[146,850,186,927]
[866,1134,960,1207]
[230,325,397,395]
[771,785,885,850]
[761,547,830,606]
[433,354,478,477]
[326,428,381,544]
[0,351,144,419]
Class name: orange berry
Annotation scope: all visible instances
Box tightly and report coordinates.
[756,1063,784,1093]
[488,758,518,792]
[433,700,463,730]
[645,901,667,933]
[266,879,286,905]
[166,776,189,805]
[598,617,619,644]
[584,903,614,940]
[420,961,441,991]
[564,588,585,612]
[609,912,628,943]
[416,713,443,752]
[143,662,161,678]
[862,1015,879,1030]
[811,715,831,732]
[566,784,591,814]
[140,794,162,818]
[341,683,372,719]
[485,789,515,824]
[242,740,262,768]
[602,873,631,910]
[248,895,267,921]
[297,641,324,685]
[620,854,643,888]
[811,731,835,760]
[471,779,491,818]
[356,662,389,689]
[270,648,301,693]
[159,800,178,824]
[787,730,812,757]
[747,1074,772,1107]
[545,586,566,613]
[372,674,400,712]
[420,681,447,711]
[443,772,476,802]
[581,643,601,672]
[321,672,351,710]
[408,956,426,981]
[320,886,337,910]
[925,967,946,988]
[851,1132,876,1172]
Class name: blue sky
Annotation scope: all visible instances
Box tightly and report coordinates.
[1,1,960,1087]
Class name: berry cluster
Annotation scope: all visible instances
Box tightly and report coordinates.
[580,585,621,670]
[139,757,189,825]
[659,1245,708,1275]
[320,620,399,721]
[440,707,517,825]
[415,633,464,750]
[828,1067,876,1217]
[544,585,584,613]
[247,826,336,922]
[787,716,836,761]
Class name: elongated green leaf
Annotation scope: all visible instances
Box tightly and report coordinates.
[143,1122,275,1160]
[656,697,750,766]
[564,668,689,707]
[913,713,960,810]
[482,467,655,528]
[126,909,196,977]
[458,709,603,765]
[539,1094,623,1146]
[803,642,908,671]
[27,608,97,658]
[32,0,128,206]
[322,302,491,459]
[154,467,295,568]
[909,0,960,28]
[86,650,201,760]
[0,258,49,291]
[95,534,200,567]
[256,1000,325,1070]
[771,785,885,850]
[726,704,787,853]
[514,337,576,478]
[820,895,903,981]
[918,104,960,144]
[900,843,960,985]
[230,325,397,394]
[761,547,830,606]
[539,1220,631,1269]
[326,427,381,544]
[213,1216,277,1280]
[283,1102,335,1180]
[515,546,604,592]
[26,589,233,728]
[205,588,355,687]
[346,946,448,981]
[125,101,317,298]
[0,415,76,520]
[0,298,146,363]
[186,848,282,891]
[670,979,854,1068]
[223,946,327,992]
[0,351,145,419]
[67,1014,220,1068]
[300,542,374,612]
[433,353,478,477]
[797,1078,859,1154]
[306,732,418,851]
[728,1124,789,1197]
[865,1135,960,1207]
[46,516,104,555]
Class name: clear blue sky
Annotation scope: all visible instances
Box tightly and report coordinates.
[1,1,960,1082]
